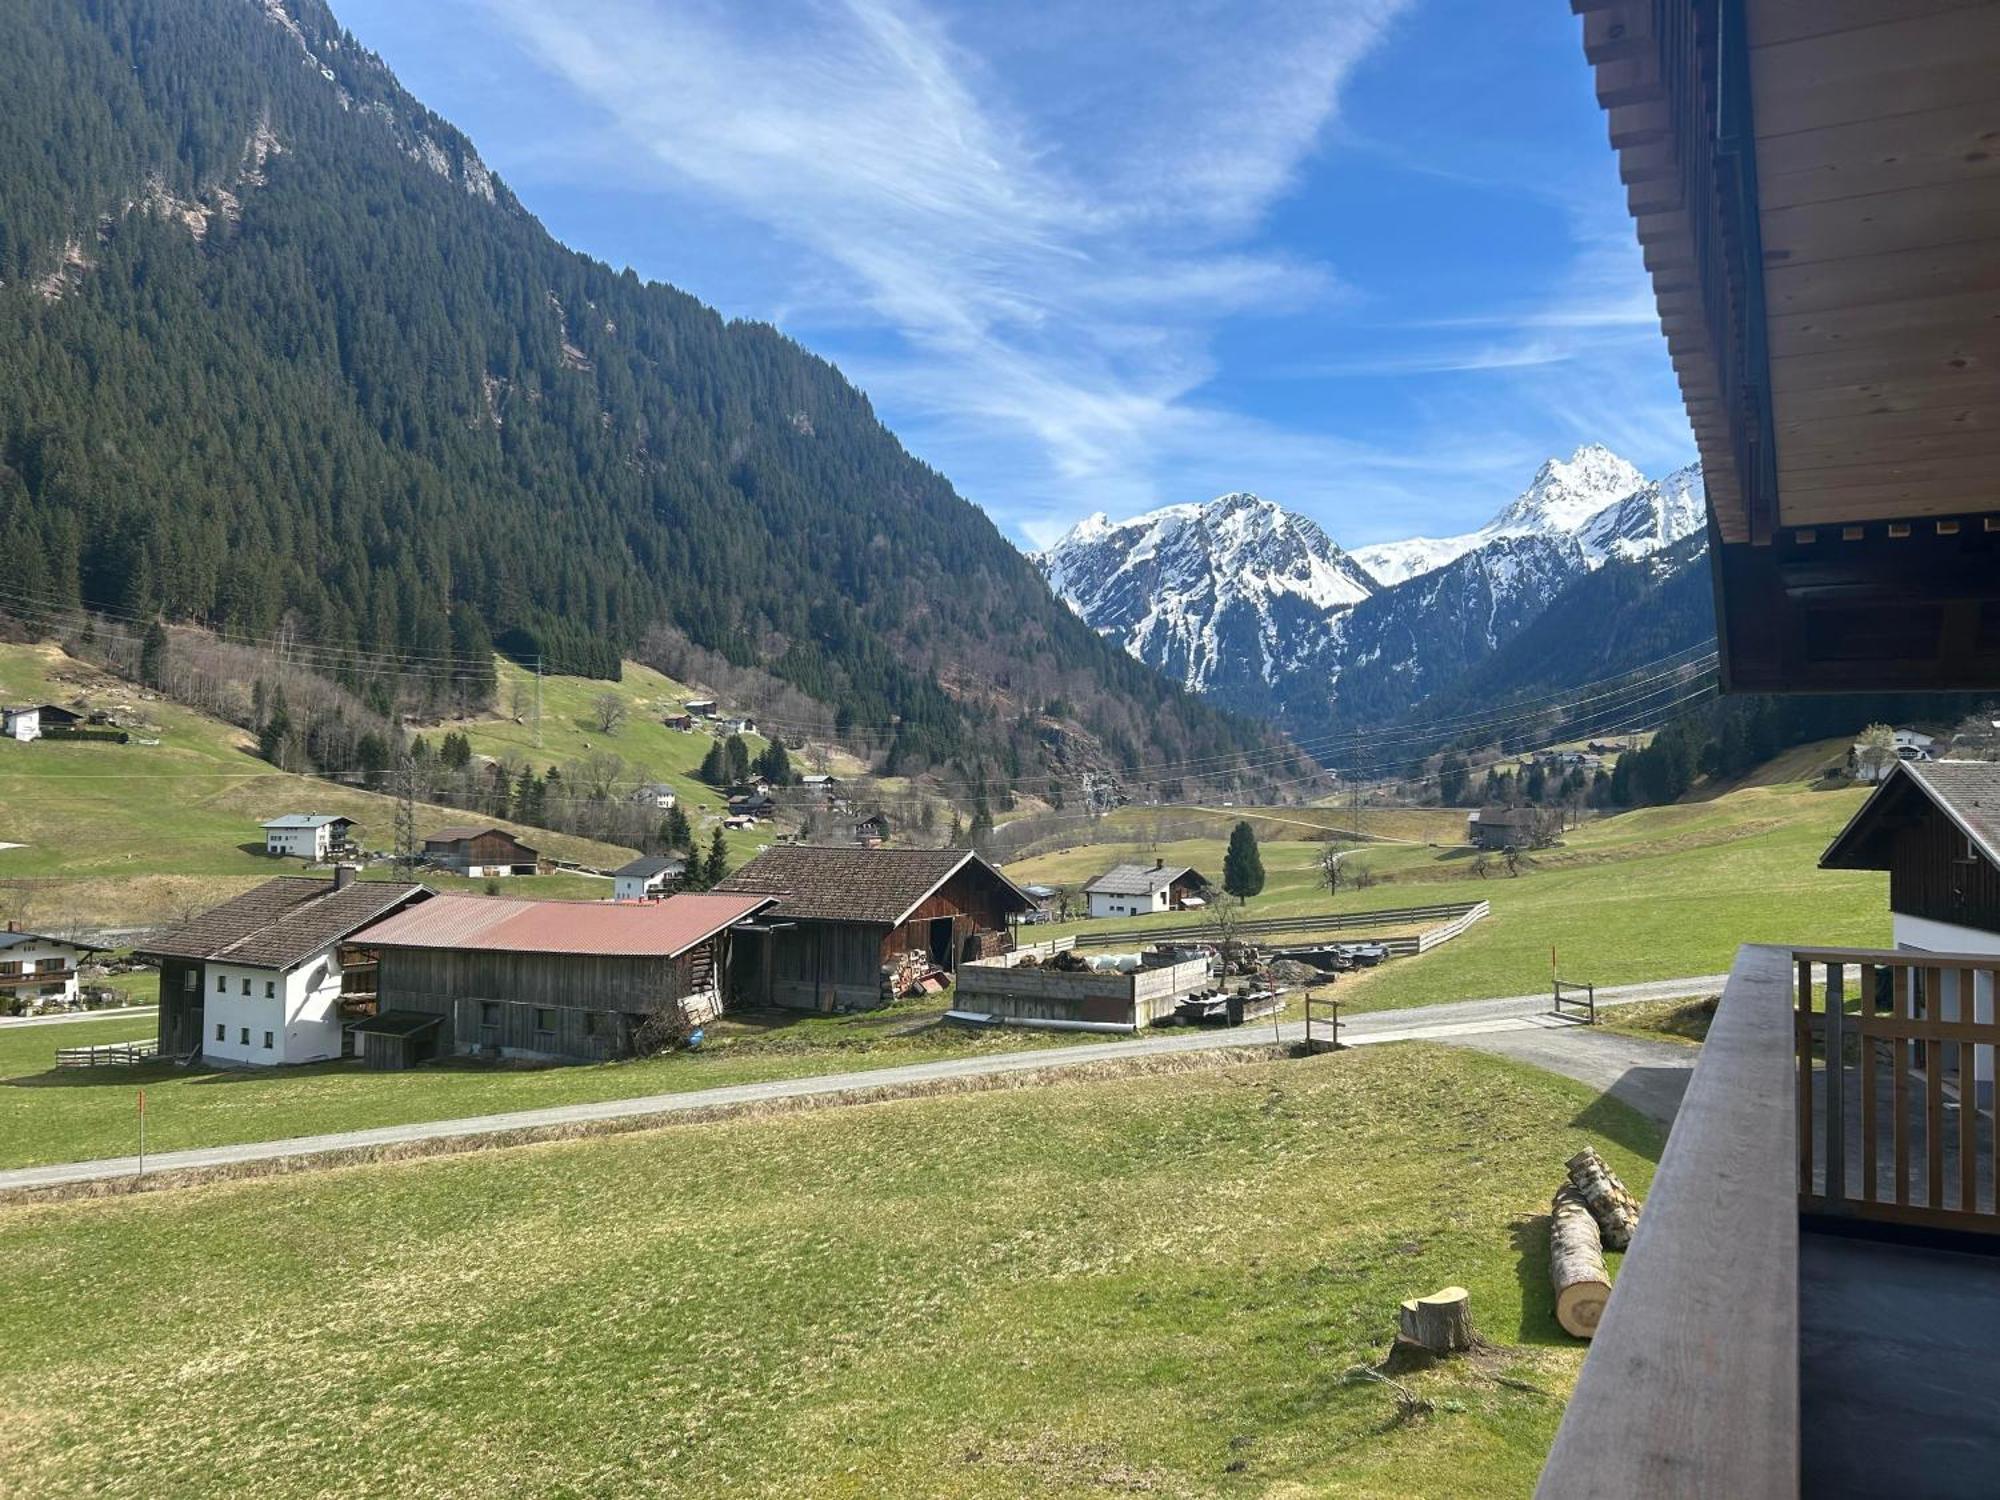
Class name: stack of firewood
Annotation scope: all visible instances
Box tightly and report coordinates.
[1547,1146,1643,1339]
[881,950,946,999]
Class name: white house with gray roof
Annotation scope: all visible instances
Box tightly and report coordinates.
[262,813,358,861]
[1082,860,1211,920]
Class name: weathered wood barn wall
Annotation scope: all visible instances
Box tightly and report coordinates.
[374,941,721,1062]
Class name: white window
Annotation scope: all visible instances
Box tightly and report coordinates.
[240,978,250,996]
[239,1027,250,1045]
[265,980,276,999]
[216,974,226,994]
[184,969,197,991]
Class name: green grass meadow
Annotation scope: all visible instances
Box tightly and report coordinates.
[0,1002,1105,1170]
[0,1044,1660,1499]
[1009,766,1887,1013]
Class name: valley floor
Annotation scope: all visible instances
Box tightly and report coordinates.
[0,1044,1661,1499]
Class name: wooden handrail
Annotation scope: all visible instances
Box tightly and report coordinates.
[1536,943,1799,1498]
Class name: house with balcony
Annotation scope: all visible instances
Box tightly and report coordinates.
[1540,6,2000,1496]
[0,925,102,1013]
[261,813,358,861]
[138,868,429,1065]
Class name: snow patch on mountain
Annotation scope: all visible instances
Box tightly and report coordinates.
[1033,447,1707,729]
[1352,443,1651,585]
[1036,492,1375,693]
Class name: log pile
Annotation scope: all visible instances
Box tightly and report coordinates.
[1565,1146,1641,1250]
[1549,1186,1611,1338]
[881,950,946,999]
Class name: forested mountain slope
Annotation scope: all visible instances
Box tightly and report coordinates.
[0,0,1269,779]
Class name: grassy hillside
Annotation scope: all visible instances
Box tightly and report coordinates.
[0,643,634,927]
[0,1044,1660,1498]
[1008,763,1888,1010]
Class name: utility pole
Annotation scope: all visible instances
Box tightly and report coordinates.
[393,752,418,874]
[533,657,544,752]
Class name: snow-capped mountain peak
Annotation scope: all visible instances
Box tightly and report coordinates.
[1352,444,1657,585]
[1035,491,1375,694]
[1033,451,1707,730]
[1486,443,1647,535]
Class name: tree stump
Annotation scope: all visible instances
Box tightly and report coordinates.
[1565,1146,1641,1250]
[1550,1185,1611,1338]
[1396,1286,1473,1353]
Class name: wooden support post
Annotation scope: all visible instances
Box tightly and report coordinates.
[1824,961,1845,1208]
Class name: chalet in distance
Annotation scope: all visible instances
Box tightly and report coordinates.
[0,924,103,1012]
[1082,860,1211,919]
[612,854,685,901]
[719,846,1034,1010]
[262,813,358,861]
[422,826,539,877]
[1,704,80,742]
[346,891,774,1066]
[141,869,428,1064]
[1466,805,1558,852]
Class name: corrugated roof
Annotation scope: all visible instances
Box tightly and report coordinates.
[614,855,686,879]
[1082,862,1205,897]
[352,891,774,957]
[262,813,354,829]
[1824,760,2000,872]
[137,878,428,971]
[718,845,1033,926]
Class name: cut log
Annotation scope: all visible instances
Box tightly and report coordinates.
[1550,1185,1612,1339]
[1396,1286,1473,1353]
[1565,1145,1642,1250]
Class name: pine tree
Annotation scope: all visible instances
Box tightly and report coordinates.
[703,828,730,888]
[723,734,751,785]
[697,741,728,787]
[138,620,168,688]
[1222,820,1265,902]
[662,803,693,851]
[753,740,792,785]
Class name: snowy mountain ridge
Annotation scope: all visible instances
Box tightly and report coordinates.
[1032,446,1707,730]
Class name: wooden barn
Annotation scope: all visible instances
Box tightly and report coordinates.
[422,826,539,877]
[719,846,1035,1011]
[346,891,776,1067]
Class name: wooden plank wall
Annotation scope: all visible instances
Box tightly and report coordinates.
[1890,800,2000,933]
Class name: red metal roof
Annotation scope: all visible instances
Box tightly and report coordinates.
[351,891,774,958]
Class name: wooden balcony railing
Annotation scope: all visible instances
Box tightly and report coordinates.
[1539,943,2000,1498]
[1793,947,1999,1231]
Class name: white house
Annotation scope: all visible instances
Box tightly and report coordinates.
[2,706,40,742]
[612,854,686,901]
[262,813,359,861]
[0,926,102,1012]
[140,868,430,1066]
[629,783,679,811]
[1851,727,1942,782]
[1082,861,1212,919]
[716,716,757,737]
[1822,761,2000,1100]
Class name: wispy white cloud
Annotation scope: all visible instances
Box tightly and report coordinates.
[473,0,1410,538]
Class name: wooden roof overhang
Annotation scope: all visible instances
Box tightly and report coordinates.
[1575,0,2000,691]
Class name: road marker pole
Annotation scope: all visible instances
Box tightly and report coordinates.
[136,1087,146,1180]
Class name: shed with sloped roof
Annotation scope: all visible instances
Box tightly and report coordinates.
[346,890,774,1064]
[718,846,1035,1011]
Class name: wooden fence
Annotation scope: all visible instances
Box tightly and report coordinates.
[1071,900,1489,950]
[1552,978,1596,1024]
[56,1040,158,1068]
[1793,947,2000,1231]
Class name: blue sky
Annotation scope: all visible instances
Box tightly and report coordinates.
[332,0,1693,550]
